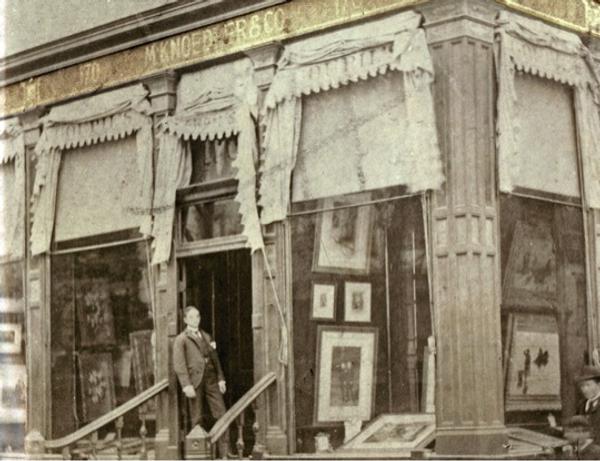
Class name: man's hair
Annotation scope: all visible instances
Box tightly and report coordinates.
[183,305,200,317]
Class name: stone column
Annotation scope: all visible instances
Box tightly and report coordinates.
[143,71,179,460]
[19,108,50,455]
[245,43,290,455]
[419,0,507,455]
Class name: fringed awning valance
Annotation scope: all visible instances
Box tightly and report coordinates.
[259,10,442,225]
[159,94,241,142]
[495,11,600,207]
[35,84,151,155]
[31,84,153,255]
[263,11,431,110]
[152,58,263,265]
[0,117,25,261]
[0,119,24,165]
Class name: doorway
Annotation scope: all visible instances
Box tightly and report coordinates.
[182,249,255,453]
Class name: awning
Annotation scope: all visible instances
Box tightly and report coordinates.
[495,11,600,205]
[151,58,263,265]
[0,118,25,261]
[258,9,443,224]
[31,84,153,254]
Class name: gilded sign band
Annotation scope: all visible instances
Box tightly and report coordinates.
[0,0,425,117]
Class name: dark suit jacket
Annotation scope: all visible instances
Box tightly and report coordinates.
[173,329,225,389]
[575,399,600,459]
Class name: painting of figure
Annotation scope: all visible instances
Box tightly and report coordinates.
[330,346,361,406]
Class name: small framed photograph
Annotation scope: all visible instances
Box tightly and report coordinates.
[0,323,22,354]
[313,193,373,275]
[344,282,371,323]
[314,326,378,425]
[311,283,336,320]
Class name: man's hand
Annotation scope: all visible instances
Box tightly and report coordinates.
[183,385,196,398]
[218,380,227,394]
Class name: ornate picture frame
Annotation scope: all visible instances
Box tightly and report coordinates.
[344,282,371,323]
[78,352,116,422]
[311,283,336,320]
[313,193,373,275]
[314,325,378,425]
[505,313,561,411]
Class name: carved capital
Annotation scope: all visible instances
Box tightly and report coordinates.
[18,106,46,148]
[245,43,283,90]
[143,71,179,117]
[419,0,499,44]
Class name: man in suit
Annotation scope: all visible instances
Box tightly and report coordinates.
[173,306,230,458]
[568,365,600,459]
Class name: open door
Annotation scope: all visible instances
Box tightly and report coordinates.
[182,249,255,454]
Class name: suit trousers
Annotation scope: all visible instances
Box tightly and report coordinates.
[188,369,229,457]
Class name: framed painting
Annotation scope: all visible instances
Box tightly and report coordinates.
[344,282,371,323]
[0,323,22,354]
[76,277,116,347]
[0,364,26,424]
[130,330,156,417]
[313,193,373,275]
[341,413,435,452]
[314,326,378,425]
[311,283,336,320]
[503,220,557,307]
[78,352,116,422]
[505,313,561,411]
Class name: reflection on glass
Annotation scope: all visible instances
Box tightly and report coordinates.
[181,199,242,242]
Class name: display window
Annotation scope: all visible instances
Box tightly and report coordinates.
[500,194,587,426]
[50,242,155,438]
[290,188,433,451]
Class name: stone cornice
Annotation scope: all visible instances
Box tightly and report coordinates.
[0,0,287,87]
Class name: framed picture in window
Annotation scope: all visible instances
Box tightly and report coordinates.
[0,323,22,354]
[314,326,378,425]
[503,220,557,307]
[344,282,371,323]
[0,364,26,424]
[505,313,561,411]
[130,330,156,417]
[76,278,116,347]
[341,413,435,453]
[311,283,336,320]
[313,193,373,275]
[78,352,116,422]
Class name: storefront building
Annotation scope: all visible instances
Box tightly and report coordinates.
[2,0,600,458]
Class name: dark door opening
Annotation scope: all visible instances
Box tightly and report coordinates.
[182,249,255,453]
